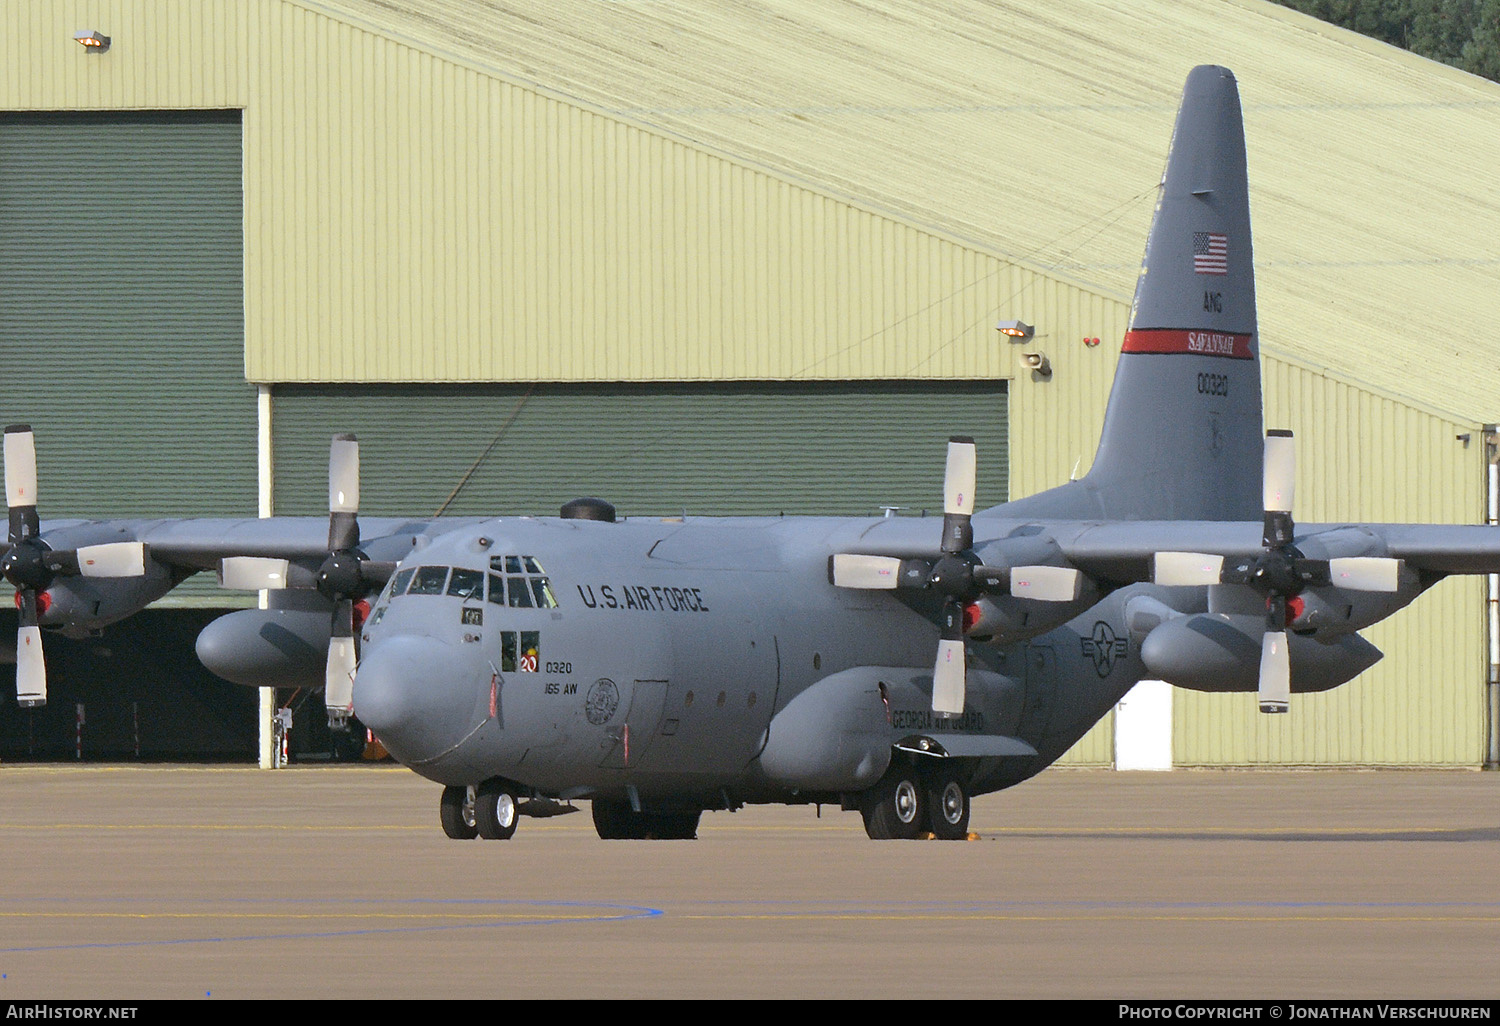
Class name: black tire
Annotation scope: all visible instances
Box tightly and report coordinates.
[860,763,927,840]
[592,801,700,840]
[592,800,643,839]
[475,779,519,840]
[439,784,479,840]
[644,810,700,840]
[925,767,971,841]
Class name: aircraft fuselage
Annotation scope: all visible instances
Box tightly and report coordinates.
[351,512,1145,810]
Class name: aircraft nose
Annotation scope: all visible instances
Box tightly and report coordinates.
[354,634,488,765]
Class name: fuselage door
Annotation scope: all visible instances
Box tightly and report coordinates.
[597,679,671,768]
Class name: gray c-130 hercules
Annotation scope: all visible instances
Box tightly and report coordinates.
[6,65,1500,840]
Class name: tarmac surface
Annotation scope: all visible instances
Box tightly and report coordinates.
[0,764,1497,1000]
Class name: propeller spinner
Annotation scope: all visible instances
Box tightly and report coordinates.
[831,436,1083,716]
[218,434,395,726]
[1,425,147,707]
[1151,430,1402,713]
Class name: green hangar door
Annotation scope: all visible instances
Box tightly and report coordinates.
[0,110,259,760]
[270,382,1009,518]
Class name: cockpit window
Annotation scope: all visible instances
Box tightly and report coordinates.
[391,567,415,597]
[531,578,556,608]
[483,555,560,610]
[448,568,485,600]
[509,578,535,607]
[409,565,449,595]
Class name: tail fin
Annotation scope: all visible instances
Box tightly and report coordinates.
[1011,65,1263,521]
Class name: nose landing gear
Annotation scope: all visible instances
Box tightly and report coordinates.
[439,784,479,840]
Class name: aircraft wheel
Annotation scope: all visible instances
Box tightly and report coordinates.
[644,810,700,840]
[925,768,970,841]
[475,779,519,840]
[439,784,479,840]
[860,764,926,840]
[592,800,644,839]
[592,802,700,840]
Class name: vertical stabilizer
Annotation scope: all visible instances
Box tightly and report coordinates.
[1010,65,1262,521]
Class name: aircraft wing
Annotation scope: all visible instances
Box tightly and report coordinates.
[134,516,461,572]
[1052,520,1500,584]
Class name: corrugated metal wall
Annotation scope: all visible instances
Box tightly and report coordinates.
[0,108,252,605]
[269,382,1008,517]
[236,0,1121,388]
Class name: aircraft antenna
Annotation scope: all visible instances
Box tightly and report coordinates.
[434,383,537,516]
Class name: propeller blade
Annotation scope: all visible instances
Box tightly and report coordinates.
[4,425,38,543]
[325,598,357,722]
[328,434,360,552]
[219,556,294,591]
[932,638,966,716]
[16,623,46,707]
[943,436,976,518]
[1327,556,1402,593]
[931,598,967,715]
[830,554,903,589]
[329,434,360,514]
[1258,630,1291,714]
[73,541,146,578]
[1008,565,1082,602]
[941,436,976,555]
[1263,430,1295,514]
[1153,551,1226,587]
[830,554,932,590]
[325,638,357,719]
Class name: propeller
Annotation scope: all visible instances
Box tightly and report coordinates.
[1,425,147,707]
[1151,430,1402,713]
[831,436,1083,716]
[219,434,396,726]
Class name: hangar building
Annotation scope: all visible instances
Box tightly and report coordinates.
[1,0,1497,767]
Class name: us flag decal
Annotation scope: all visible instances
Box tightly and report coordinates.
[1193,232,1227,275]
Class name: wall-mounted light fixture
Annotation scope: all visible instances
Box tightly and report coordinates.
[1021,352,1052,378]
[74,30,111,53]
[996,319,1034,341]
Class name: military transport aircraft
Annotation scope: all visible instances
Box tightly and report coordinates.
[5,65,1499,841]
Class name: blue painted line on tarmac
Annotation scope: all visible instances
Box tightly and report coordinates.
[0,899,663,954]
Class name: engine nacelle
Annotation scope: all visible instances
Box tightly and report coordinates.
[1140,613,1382,693]
[195,607,331,688]
[756,665,1020,791]
[39,572,177,638]
[964,586,1101,645]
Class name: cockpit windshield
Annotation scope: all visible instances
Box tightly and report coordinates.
[383,557,559,609]
[447,568,485,600]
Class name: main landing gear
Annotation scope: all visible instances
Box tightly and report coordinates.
[859,757,972,840]
[590,800,701,840]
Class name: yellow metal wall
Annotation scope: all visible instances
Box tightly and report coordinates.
[239,1,1129,385]
[1172,359,1489,765]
